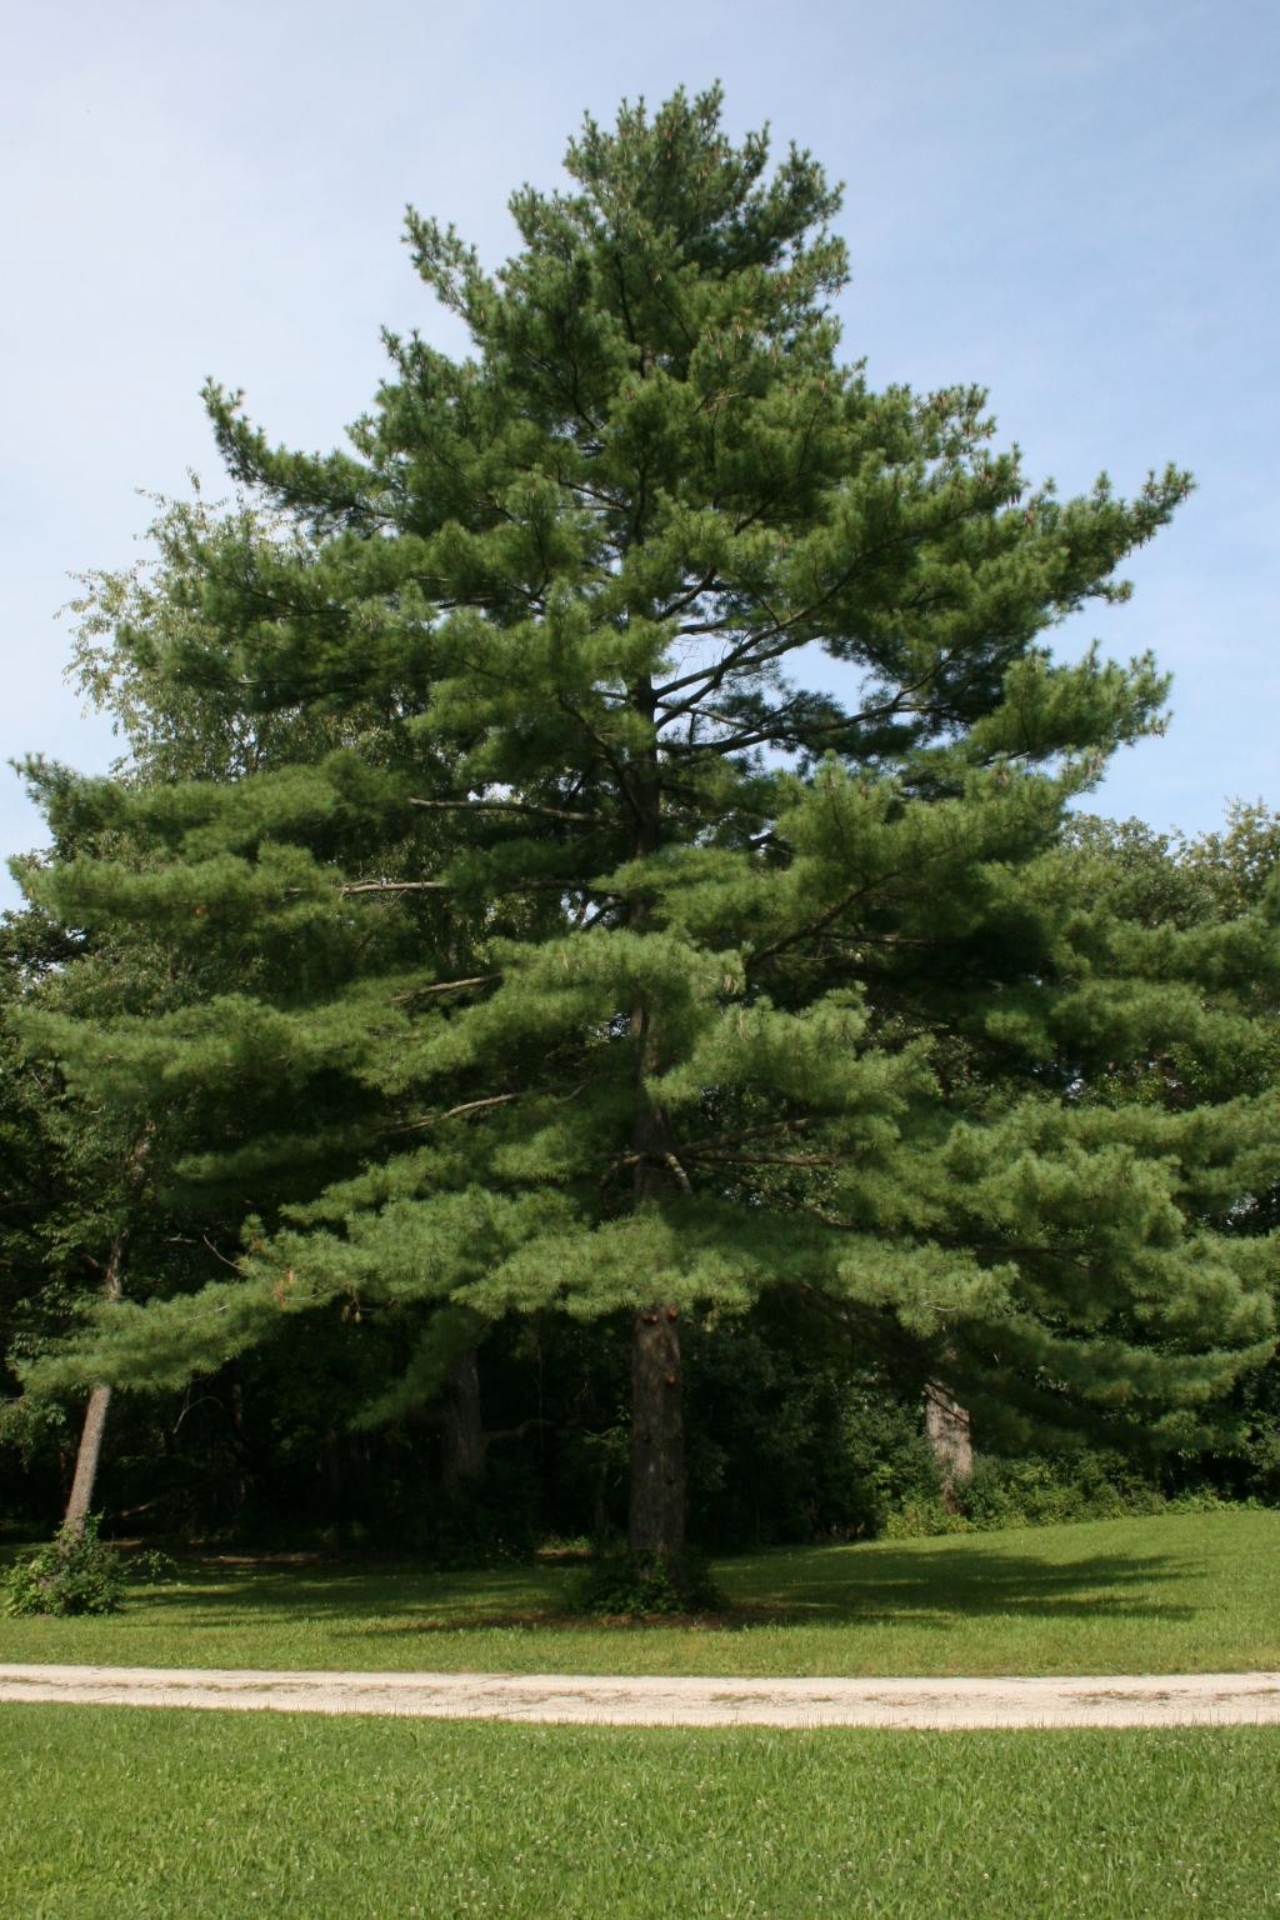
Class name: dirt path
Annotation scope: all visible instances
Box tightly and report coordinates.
[1,1664,1278,1728]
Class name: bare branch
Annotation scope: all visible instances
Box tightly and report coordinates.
[663,1150,694,1195]
[409,797,600,825]
[394,973,502,1002]
[681,1148,845,1169]
[395,1092,521,1135]
[654,567,722,625]
[655,625,797,706]
[339,878,618,899]
[339,881,451,895]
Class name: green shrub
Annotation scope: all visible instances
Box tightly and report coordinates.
[881,1450,1237,1538]
[569,1548,725,1617]
[882,1497,972,1539]
[6,1517,125,1616]
[128,1547,180,1586]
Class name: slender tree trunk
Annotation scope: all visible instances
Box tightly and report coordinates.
[63,1132,151,1536]
[925,1380,973,1513]
[229,1376,249,1518]
[441,1348,488,1495]
[64,1385,114,1534]
[63,1231,126,1535]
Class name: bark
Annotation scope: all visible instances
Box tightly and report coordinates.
[624,670,688,1556]
[626,1062,686,1553]
[64,1384,114,1535]
[629,1303,685,1554]
[925,1381,974,1512]
[62,1131,151,1535]
[441,1348,488,1495]
[63,1231,126,1535]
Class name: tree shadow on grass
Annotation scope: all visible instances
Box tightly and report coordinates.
[121,1538,1196,1640]
[721,1541,1194,1626]
[128,1560,565,1630]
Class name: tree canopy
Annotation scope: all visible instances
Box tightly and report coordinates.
[12,88,1276,1560]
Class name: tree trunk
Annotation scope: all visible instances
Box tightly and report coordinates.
[63,1229,127,1534]
[627,1067,687,1555]
[624,672,688,1557]
[629,1304,685,1554]
[64,1385,114,1535]
[925,1381,973,1512]
[441,1347,488,1495]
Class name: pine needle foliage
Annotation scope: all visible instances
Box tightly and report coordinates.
[17,89,1276,1546]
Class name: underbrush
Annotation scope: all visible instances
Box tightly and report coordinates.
[4,1519,180,1617]
[5,1518,125,1617]
[882,1456,1249,1539]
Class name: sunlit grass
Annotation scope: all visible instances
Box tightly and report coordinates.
[2,1707,1276,1918]
[2,1510,1277,1677]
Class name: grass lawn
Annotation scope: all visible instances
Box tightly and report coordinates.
[1,1509,1277,1677]
[2,1706,1277,1918]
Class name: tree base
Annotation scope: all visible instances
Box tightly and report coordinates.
[569,1546,724,1617]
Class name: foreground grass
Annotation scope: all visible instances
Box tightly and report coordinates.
[1,1510,1277,1678]
[2,1706,1277,1918]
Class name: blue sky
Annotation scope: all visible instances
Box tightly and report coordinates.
[3,0,1276,909]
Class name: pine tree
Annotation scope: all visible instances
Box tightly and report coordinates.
[1032,808,1280,1477]
[21,89,1274,1567]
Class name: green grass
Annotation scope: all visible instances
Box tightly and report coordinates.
[2,1509,1277,1677]
[2,1706,1278,1917]
[4,1514,1277,1916]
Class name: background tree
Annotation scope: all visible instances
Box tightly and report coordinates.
[0,907,82,1518]
[0,858,238,1532]
[12,492,512,1531]
[1037,806,1280,1493]
[18,89,1275,1574]
[4,492,409,1530]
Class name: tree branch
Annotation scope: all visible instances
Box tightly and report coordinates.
[409,797,600,825]
[394,973,502,1002]
[339,880,451,895]
[395,1093,521,1134]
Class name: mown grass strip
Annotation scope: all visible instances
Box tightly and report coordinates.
[2,1705,1277,1918]
[2,1511,1277,1678]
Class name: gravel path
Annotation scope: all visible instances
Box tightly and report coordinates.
[2,1664,1278,1728]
